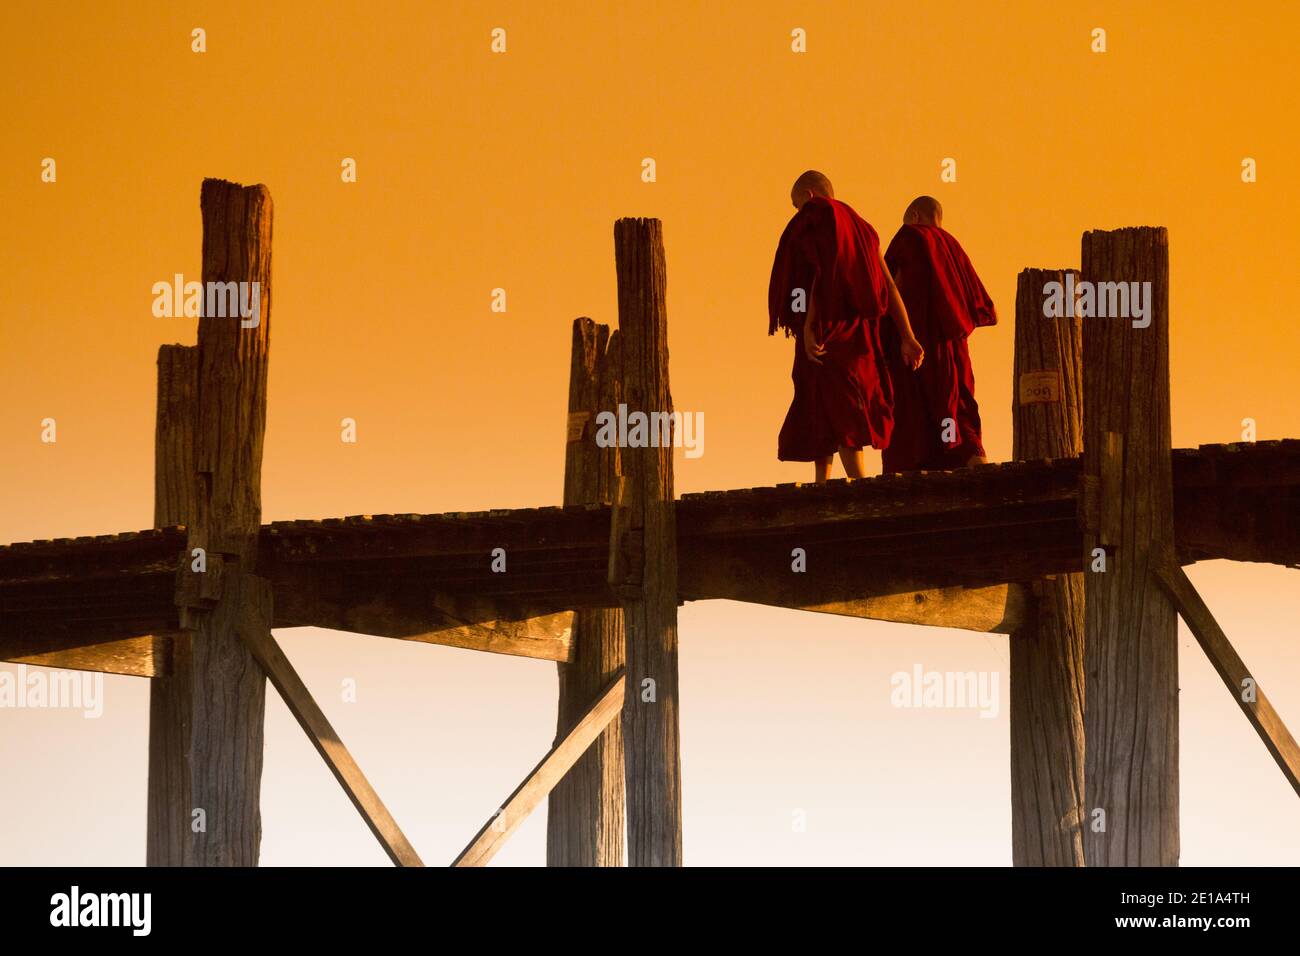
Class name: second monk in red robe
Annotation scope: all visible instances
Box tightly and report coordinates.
[768,171,924,483]
[881,196,997,473]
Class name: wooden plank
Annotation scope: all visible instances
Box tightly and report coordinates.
[1008,267,1086,867]
[795,582,1029,634]
[148,344,199,865]
[547,317,626,866]
[681,536,1030,632]
[679,514,1080,605]
[612,217,682,866]
[269,564,575,662]
[235,575,424,866]
[1153,563,1300,797]
[6,634,169,678]
[185,178,274,866]
[1081,226,1178,866]
[263,507,612,564]
[454,672,626,867]
[674,458,1082,538]
[802,583,1028,632]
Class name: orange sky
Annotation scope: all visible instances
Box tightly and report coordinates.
[1,1,1297,865]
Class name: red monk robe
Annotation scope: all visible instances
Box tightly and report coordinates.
[881,224,996,472]
[768,196,894,461]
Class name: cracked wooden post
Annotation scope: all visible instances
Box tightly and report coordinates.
[546,317,626,866]
[1009,268,1086,866]
[184,178,275,865]
[146,344,199,866]
[1081,227,1178,866]
[611,218,682,866]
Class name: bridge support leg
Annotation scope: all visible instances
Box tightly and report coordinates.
[147,179,274,866]
[611,218,682,866]
[146,345,199,866]
[547,318,626,866]
[1081,227,1178,865]
[1009,268,1087,866]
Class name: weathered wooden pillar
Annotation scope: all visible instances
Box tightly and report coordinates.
[185,178,275,865]
[146,345,199,866]
[610,218,682,866]
[1081,227,1178,866]
[546,318,626,866]
[1008,269,1086,866]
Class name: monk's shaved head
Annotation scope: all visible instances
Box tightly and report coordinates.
[791,170,834,209]
[904,195,943,226]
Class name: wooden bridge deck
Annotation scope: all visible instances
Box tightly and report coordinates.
[3,440,1296,677]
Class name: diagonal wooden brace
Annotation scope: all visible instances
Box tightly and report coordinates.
[234,574,424,867]
[1152,561,1300,798]
[454,669,626,867]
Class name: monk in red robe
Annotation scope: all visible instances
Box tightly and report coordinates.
[768,171,924,483]
[881,196,996,473]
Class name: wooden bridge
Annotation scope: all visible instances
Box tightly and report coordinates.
[2,179,1297,866]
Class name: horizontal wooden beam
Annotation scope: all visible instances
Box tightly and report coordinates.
[679,516,1069,616]
[3,633,171,678]
[675,459,1081,538]
[800,584,1029,633]
[681,535,1031,632]
[453,670,625,867]
[270,565,576,662]
[263,506,611,564]
[4,442,1299,669]
[1153,562,1300,797]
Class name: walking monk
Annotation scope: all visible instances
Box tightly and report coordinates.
[881,196,997,472]
[768,171,924,483]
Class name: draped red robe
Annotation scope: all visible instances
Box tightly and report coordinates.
[767,196,893,461]
[881,224,996,473]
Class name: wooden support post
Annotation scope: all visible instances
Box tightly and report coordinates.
[1081,227,1178,866]
[1008,268,1086,866]
[611,218,682,866]
[456,672,626,868]
[184,178,275,865]
[147,344,199,865]
[546,318,626,866]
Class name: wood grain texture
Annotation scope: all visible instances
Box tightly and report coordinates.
[6,634,168,678]
[235,575,423,866]
[1009,268,1086,867]
[148,344,198,865]
[1154,562,1300,797]
[684,547,1029,632]
[195,178,273,565]
[154,345,200,527]
[547,318,626,866]
[612,219,682,866]
[270,564,575,662]
[188,570,267,865]
[185,178,274,866]
[5,444,1297,673]
[1081,227,1178,866]
[455,672,625,868]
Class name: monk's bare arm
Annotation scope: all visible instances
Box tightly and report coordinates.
[881,251,924,370]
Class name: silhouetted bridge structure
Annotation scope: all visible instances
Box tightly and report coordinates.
[2,179,1296,867]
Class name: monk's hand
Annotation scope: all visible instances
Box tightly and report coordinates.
[802,322,826,365]
[901,336,924,371]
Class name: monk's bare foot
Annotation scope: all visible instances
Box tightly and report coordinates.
[966,454,988,466]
